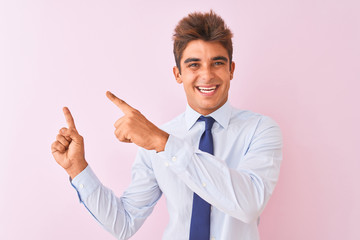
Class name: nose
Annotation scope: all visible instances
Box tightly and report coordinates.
[199,64,214,82]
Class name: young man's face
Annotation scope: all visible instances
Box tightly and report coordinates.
[173,40,235,115]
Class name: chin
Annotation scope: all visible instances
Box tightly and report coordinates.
[197,104,219,114]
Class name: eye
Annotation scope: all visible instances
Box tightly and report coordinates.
[188,63,199,68]
[214,61,225,66]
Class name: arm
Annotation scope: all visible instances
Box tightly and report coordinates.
[105,91,282,223]
[71,149,162,239]
[51,104,162,239]
[159,116,282,223]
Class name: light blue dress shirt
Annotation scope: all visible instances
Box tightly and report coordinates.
[71,101,283,240]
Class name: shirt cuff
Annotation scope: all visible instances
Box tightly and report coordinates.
[70,165,101,203]
[157,134,195,174]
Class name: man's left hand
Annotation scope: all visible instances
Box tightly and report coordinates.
[106,91,169,152]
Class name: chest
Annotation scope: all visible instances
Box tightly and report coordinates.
[152,123,253,196]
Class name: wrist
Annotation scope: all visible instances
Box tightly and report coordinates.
[67,160,88,180]
[155,131,169,152]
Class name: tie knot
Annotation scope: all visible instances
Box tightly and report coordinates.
[199,116,215,130]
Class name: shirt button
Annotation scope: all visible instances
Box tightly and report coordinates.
[211,237,215,240]
[202,182,206,187]
[172,156,177,162]
[164,162,169,167]
[79,184,84,189]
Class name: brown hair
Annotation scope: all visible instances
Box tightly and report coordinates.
[173,10,233,73]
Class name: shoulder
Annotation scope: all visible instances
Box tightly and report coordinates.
[228,106,282,148]
[159,112,186,133]
[229,106,280,132]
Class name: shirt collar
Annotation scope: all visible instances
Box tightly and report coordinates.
[185,101,232,130]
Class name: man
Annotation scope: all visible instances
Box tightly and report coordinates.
[51,11,282,240]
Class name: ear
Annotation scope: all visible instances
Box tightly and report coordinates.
[173,66,182,84]
[230,61,235,80]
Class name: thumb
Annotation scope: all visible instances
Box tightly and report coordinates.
[60,128,83,144]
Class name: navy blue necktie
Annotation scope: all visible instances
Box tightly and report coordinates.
[189,116,215,240]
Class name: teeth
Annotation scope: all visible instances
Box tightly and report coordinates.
[198,86,217,92]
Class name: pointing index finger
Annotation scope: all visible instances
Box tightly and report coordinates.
[106,91,133,114]
[63,107,76,130]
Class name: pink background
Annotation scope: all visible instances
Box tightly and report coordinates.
[1,0,359,239]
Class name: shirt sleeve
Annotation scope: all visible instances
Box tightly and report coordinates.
[71,148,162,240]
[157,116,283,223]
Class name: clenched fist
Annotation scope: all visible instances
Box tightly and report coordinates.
[51,107,88,179]
[106,91,169,152]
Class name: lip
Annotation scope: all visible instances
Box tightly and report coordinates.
[196,85,219,96]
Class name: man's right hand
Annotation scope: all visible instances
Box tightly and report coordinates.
[51,107,88,179]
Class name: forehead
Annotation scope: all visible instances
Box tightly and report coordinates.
[181,40,228,61]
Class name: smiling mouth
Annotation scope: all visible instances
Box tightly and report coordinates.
[197,86,218,93]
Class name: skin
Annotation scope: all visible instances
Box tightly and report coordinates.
[51,107,88,179]
[51,39,235,179]
[51,92,169,179]
[173,40,235,116]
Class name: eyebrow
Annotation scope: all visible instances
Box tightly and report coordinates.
[212,56,228,62]
[183,56,228,64]
[184,58,200,63]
